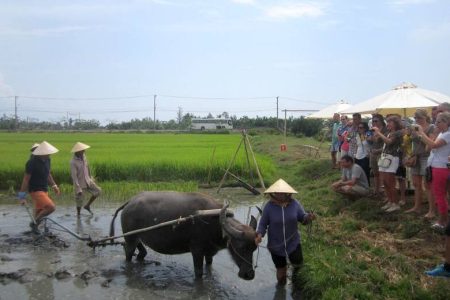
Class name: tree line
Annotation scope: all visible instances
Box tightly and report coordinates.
[0,113,325,137]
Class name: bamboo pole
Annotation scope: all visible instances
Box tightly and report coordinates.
[242,132,255,185]
[88,209,233,247]
[217,136,244,193]
[244,133,266,189]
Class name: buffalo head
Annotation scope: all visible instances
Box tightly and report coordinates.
[220,201,257,280]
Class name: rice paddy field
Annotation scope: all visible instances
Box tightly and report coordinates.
[0,132,276,191]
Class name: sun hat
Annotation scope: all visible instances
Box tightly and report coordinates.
[264,179,298,194]
[71,142,91,153]
[30,143,40,150]
[32,141,59,156]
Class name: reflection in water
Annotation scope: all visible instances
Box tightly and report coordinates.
[25,247,56,300]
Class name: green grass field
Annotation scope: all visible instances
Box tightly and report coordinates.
[0,132,276,190]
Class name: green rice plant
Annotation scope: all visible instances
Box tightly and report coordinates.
[57,181,198,204]
[0,132,276,189]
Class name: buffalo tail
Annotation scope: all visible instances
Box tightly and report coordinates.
[109,201,129,240]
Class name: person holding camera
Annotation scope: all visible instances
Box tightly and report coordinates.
[417,112,450,229]
[367,114,387,196]
[372,115,403,212]
[404,109,435,216]
[355,122,371,184]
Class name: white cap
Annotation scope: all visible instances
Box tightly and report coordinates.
[32,141,59,156]
[30,143,40,150]
[71,142,91,153]
[264,179,298,194]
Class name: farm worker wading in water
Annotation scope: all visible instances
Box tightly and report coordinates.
[255,179,316,286]
[70,142,102,217]
[18,141,60,234]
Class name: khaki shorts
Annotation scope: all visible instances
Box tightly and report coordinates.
[410,156,429,176]
[349,185,370,197]
[337,185,369,198]
[75,183,101,207]
[369,153,381,173]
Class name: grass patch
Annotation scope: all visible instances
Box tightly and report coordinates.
[253,134,450,300]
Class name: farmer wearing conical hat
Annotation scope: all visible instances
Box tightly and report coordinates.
[70,142,101,216]
[255,179,315,286]
[18,141,60,234]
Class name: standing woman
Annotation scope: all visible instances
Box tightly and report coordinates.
[367,115,387,196]
[418,112,450,229]
[70,142,102,216]
[18,141,60,233]
[355,122,371,186]
[405,109,435,216]
[255,179,315,286]
[372,115,403,212]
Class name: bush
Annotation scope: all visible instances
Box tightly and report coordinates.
[291,117,324,137]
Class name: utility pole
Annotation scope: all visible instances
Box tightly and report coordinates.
[284,109,287,145]
[276,96,279,130]
[14,96,18,130]
[153,94,157,130]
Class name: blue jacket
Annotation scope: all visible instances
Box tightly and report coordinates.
[256,199,309,257]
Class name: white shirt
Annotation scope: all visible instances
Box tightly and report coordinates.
[355,134,369,160]
[428,129,450,168]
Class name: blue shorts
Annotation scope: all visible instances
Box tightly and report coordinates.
[330,141,340,152]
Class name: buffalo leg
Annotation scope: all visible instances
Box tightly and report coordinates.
[136,242,147,261]
[192,252,204,279]
[124,236,138,262]
[205,256,213,265]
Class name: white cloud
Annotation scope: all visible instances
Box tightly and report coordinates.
[264,2,325,20]
[0,73,14,96]
[0,25,92,37]
[231,0,257,4]
[389,0,435,5]
[410,21,450,42]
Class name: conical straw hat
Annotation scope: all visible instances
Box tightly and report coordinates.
[264,179,298,194]
[32,141,59,156]
[71,142,91,153]
[30,143,40,150]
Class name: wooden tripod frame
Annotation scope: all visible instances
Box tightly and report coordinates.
[217,130,266,195]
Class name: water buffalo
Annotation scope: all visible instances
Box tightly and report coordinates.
[109,191,258,280]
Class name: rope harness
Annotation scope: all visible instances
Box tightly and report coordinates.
[228,238,259,270]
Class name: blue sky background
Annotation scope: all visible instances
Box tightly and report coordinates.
[0,0,449,123]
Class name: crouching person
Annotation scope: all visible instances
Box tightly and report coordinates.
[70,142,101,216]
[255,179,315,286]
[426,221,450,277]
[331,155,369,199]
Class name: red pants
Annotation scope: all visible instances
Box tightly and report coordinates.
[431,167,450,215]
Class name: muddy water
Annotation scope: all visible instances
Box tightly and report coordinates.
[0,189,301,300]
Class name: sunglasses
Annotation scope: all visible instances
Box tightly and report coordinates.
[358,126,365,129]
[372,120,379,122]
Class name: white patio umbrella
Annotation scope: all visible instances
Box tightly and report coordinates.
[342,82,450,117]
[306,100,352,119]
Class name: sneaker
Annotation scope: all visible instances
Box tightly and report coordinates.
[425,264,450,278]
[386,204,401,213]
[381,203,392,210]
[29,221,40,234]
[431,223,445,231]
[399,200,406,206]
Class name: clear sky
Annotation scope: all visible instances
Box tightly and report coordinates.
[0,0,449,123]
